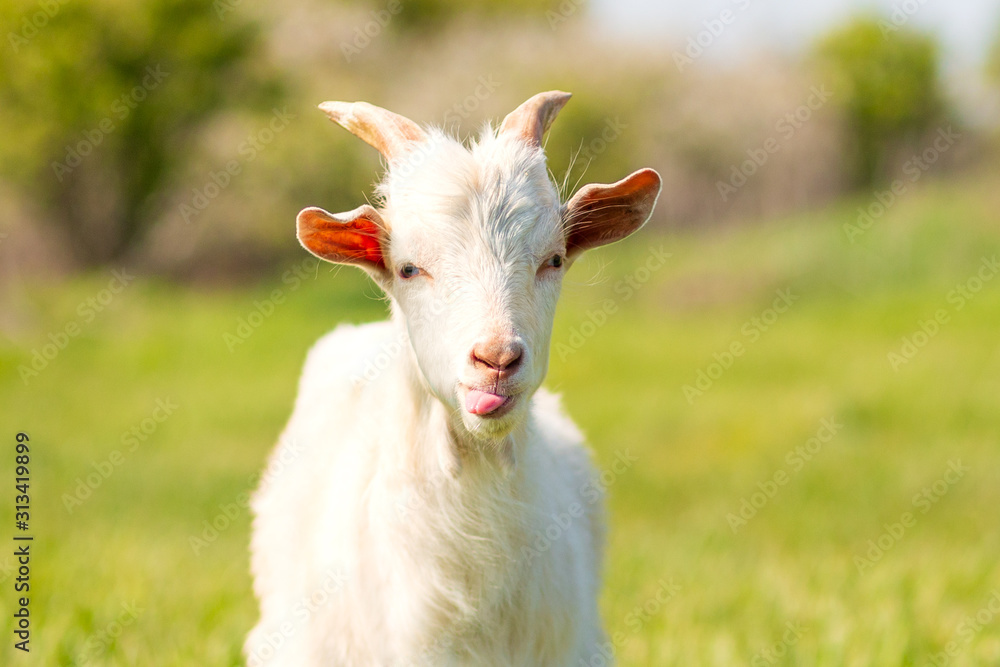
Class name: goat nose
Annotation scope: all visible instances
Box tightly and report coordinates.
[471,340,524,373]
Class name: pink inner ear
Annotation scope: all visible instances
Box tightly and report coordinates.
[299,209,386,269]
[565,168,661,255]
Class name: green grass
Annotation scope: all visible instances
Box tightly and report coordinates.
[2,168,1000,665]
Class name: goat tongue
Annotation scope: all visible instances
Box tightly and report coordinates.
[465,389,507,415]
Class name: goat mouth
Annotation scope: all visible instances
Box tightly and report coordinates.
[461,386,517,418]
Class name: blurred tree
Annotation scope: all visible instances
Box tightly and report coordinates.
[988,22,1000,86]
[342,0,570,31]
[0,0,282,267]
[814,16,945,188]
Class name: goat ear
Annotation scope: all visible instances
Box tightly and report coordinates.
[296,205,388,274]
[563,168,661,257]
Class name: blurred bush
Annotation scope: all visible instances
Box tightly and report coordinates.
[0,0,282,268]
[813,16,948,188]
[339,0,564,30]
[989,23,1000,86]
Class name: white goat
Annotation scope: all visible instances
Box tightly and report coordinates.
[246,91,661,666]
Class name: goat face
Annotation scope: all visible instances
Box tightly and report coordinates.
[382,131,566,438]
[297,92,661,441]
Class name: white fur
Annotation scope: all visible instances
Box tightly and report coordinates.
[247,123,610,666]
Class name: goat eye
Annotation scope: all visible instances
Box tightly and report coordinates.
[545,254,564,269]
[398,263,421,279]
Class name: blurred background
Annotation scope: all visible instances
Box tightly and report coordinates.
[1,0,1000,664]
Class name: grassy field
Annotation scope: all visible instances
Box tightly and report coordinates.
[2,167,1000,666]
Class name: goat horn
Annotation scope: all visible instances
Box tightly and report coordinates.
[499,91,572,147]
[319,101,428,161]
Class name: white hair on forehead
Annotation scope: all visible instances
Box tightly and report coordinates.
[376,125,563,264]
